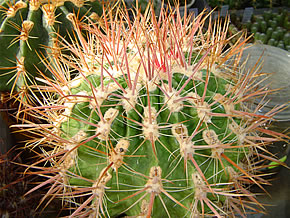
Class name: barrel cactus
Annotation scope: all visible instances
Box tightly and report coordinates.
[0,0,103,95]
[15,4,286,217]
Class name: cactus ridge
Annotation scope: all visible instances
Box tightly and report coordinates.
[15,3,286,217]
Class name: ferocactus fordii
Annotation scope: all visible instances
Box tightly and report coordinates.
[15,2,287,217]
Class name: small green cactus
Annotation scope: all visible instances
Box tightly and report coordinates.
[0,0,103,95]
[15,4,286,217]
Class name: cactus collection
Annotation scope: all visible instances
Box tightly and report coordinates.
[229,8,290,51]
[250,10,290,51]
[0,0,103,94]
[208,0,290,9]
[8,2,287,217]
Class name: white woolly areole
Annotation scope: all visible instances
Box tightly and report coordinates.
[198,62,223,78]
[91,168,112,204]
[61,130,87,170]
[42,3,58,26]
[229,121,246,145]
[109,139,129,171]
[187,93,212,123]
[80,65,95,77]
[214,93,235,115]
[172,124,195,158]
[142,77,159,92]
[145,166,163,194]
[7,1,27,18]
[126,52,159,92]
[209,63,223,77]
[171,64,203,81]
[142,106,159,141]
[96,108,119,140]
[122,86,140,112]
[73,91,90,102]
[202,129,220,145]
[61,76,83,94]
[192,172,207,199]
[90,167,112,216]
[163,84,184,113]
[54,91,89,128]
[227,166,239,182]
[90,88,111,109]
[202,129,224,158]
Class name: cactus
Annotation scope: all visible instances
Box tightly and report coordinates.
[0,0,103,95]
[14,3,287,217]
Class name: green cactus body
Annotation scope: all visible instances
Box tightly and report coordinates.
[0,0,103,92]
[62,67,242,216]
[17,4,285,217]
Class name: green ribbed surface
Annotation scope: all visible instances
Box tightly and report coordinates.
[60,70,245,216]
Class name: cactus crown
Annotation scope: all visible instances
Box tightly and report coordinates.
[17,3,284,217]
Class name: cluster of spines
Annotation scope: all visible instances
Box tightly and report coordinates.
[12,3,288,218]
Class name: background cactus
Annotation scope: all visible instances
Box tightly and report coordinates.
[229,8,290,51]
[208,0,290,9]
[0,0,103,96]
[14,3,287,217]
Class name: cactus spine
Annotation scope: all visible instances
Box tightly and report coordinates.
[15,3,286,217]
